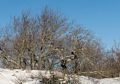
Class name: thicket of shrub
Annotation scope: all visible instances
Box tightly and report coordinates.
[0,7,120,78]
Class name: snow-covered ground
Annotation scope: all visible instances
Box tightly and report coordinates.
[0,68,120,84]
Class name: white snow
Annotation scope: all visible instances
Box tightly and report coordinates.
[0,68,120,84]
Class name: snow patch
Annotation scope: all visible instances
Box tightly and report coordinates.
[0,68,120,84]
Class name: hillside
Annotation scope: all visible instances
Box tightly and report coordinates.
[0,68,120,84]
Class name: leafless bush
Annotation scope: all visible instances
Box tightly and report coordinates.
[1,7,120,79]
